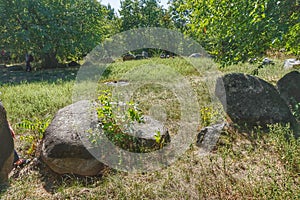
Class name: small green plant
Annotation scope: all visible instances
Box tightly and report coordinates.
[18,117,50,156]
[126,100,144,123]
[94,90,145,151]
[154,130,169,149]
[200,106,218,127]
[154,131,162,144]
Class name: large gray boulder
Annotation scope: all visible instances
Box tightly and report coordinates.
[41,100,105,176]
[42,100,170,175]
[0,102,14,184]
[277,71,300,108]
[215,73,298,133]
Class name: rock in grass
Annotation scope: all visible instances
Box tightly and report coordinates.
[283,59,300,70]
[41,100,105,176]
[215,73,298,133]
[277,71,300,108]
[196,123,226,154]
[119,115,170,153]
[189,53,203,58]
[42,100,170,175]
[0,102,14,184]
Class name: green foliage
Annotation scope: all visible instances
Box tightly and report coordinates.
[168,0,189,32]
[18,117,50,156]
[94,90,145,151]
[0,0,115,68]
[284,22,300,56]
[154,130,162,143]
[126,100,144,123]
[119,0,173,31]
[179,0,300,66]
[0,81,73,123]
[200,106,219,127]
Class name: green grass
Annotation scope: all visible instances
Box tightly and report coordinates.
[0,58,299,199]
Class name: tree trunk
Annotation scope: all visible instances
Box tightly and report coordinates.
[41,52,62,68]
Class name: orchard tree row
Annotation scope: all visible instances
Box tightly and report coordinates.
[0,0,299,68]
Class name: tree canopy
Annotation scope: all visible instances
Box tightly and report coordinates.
[177,0,300,65]
[0,0,116,68]
[119,0,172,31]
[0,0,299,68]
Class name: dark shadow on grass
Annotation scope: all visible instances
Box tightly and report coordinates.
[34,158,110,195]
[0,183,10,196]
[0,66,80,85]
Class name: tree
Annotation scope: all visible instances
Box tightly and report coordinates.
[178,0,300,66]
[168,0,188,32]
[120,0,141,31]
[0,0,111,68]
[119,0,172,31]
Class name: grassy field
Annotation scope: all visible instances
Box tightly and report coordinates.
[0,57,299,199]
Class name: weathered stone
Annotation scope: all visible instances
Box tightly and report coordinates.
[283,59,300,70]
[122,53,135,61]
[277,71,300,108]
[104,80,129,87]
[42,100,170,175]
[196,123,226,155]
[0,102,14,184]
[189,53,203,58]
[99,57,115,63]
[215,73,297,132]
[262,57,275,65]
[41,100,105,176]
[124,115,170,152]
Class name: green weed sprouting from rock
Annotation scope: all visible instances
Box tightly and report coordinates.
[18,117,50,156]
[200,106,219,127]
[93,90,145,151]
[154,131,162,144]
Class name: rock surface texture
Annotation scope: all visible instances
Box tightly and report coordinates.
[283,59,300,70]
[277,71,300,108]
[215,73,298,133]
[42,100,171,175]
[0,102,14,183]
[41,100,105,176]
[196,123,226,155]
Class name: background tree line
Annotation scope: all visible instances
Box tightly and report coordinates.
[0,0,299,68]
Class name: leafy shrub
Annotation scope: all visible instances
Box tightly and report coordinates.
[92,90,147,151]
[18,117,50,156]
